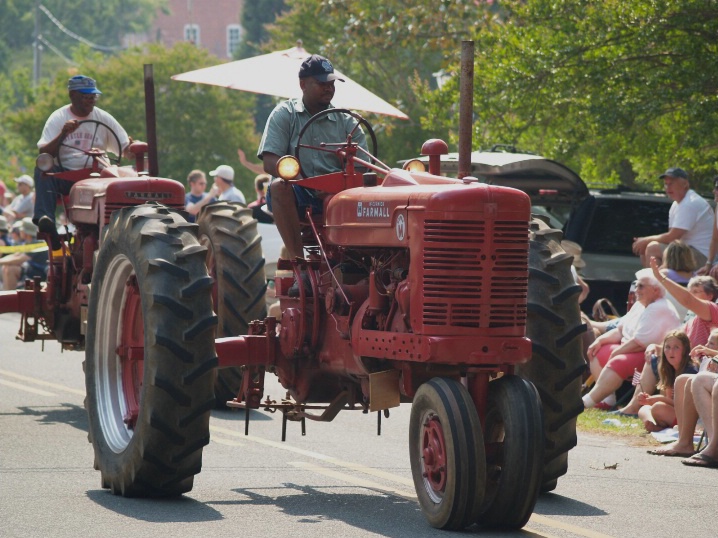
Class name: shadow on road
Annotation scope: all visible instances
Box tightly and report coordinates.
[534,492,607,516]
[86,490,224,523]
[14,403,88,433]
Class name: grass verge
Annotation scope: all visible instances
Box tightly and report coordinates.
[577,408,663,447]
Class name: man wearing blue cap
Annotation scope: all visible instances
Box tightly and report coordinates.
[257,55,367,294]
[33,75,131,248]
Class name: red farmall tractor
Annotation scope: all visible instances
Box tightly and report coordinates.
[0,90,583,529]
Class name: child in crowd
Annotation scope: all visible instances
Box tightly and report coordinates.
[637,330,699,432]
[690,327,718,371]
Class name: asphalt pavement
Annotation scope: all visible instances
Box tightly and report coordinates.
[1,311,716,537]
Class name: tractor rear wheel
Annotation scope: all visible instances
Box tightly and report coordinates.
[409,377,486,530]
[518,217,585,493]
[197,202,267,407]
[84,205,216,496]
[477,376,544,529]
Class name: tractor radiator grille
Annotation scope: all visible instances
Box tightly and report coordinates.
[421,219,528,331]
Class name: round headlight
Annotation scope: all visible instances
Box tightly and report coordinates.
[403,159,426,173]
[277,156,300,181]
[36,153,55,172]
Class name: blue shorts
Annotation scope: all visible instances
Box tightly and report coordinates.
[266,181,323,218]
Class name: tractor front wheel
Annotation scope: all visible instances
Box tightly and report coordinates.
[409,377,486,530]
[84,205,217,496]
[477,375,544,529]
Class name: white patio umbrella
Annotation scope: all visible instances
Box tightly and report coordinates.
[172,45,409,120]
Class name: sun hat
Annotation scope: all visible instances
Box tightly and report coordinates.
[561,240,586,269]
[21,217,38,236]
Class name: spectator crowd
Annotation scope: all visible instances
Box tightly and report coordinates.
[578,167,718,469]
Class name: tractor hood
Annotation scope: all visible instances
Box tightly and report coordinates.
[411,150,589,206]
[324,168,530,247]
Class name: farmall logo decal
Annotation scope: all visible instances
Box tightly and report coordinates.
[125,191,173,200]
[356,201,390,218]
[395,213,406,241]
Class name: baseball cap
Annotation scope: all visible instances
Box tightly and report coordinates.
[68,75,102,95]
[299,55,345,83]
[209,164,235,182]
[16,174,34,188]
[659,167,688,180]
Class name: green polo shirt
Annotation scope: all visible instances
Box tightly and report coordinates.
[257,99,368,178]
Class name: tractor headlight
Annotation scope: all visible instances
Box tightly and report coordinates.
[36,153,55,172]
[402,159,426,173]
[277,156,300,181]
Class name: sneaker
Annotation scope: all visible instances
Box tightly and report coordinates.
[37,216,61,251]
[287,272,313,298]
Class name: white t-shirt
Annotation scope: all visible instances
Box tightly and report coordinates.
[668,189,714,256]
[618,297,680,347]
[218,186,246,204]
[37,105,130,170]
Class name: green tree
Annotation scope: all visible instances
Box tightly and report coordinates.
[263,0,497,167]
[422,0,718,190]
[5,43,261,195]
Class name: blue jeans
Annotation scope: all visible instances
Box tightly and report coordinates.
[32,166,72,223]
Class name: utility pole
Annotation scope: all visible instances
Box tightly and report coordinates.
[33,2,42,89]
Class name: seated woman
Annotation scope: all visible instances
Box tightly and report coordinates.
[617,275,718,416]
[637,331,699,432]
[583,268,681,409]
[661,240,698,320]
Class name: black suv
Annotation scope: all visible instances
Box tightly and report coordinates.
[411,147,671,314]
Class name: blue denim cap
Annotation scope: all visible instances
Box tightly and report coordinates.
[68,75,102,94]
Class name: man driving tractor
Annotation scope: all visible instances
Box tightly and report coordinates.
[33,75,132,249]
[257,54,367,295]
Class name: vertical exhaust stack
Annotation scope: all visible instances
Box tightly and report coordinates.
[458,40,475,180]
[144,64,159,177]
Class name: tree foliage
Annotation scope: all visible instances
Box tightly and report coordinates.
[422,0,718,189]
[263,0,499,167]
[5,43,260,194]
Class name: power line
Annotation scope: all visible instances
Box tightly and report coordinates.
[37,35,77,66]
[38,4,123,53]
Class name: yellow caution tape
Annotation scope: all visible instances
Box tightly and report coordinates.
[0,242,49,254]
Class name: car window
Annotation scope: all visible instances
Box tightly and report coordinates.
[581,198,670,255]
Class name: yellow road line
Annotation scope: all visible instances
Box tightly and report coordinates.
[530,514,616,538]
[211,423,615,538]
[0,378,55,396]
[0,369,85,396]
[210,424,414,486]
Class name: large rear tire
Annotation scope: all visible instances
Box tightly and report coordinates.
[518,218,585,493]
[409,377,485,530]
[197,202,267,407]
[84,204,217,496]
[477,376,544,529]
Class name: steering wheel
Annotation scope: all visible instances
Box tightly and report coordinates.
[57,119,123,170]
[294,108,378,179]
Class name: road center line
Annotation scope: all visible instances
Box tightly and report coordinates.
[0,378,56,396]
[210,424,414,486]
[210,423,615,538]
[0,369,85,396]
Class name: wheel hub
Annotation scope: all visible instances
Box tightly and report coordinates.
[421,415,447,494]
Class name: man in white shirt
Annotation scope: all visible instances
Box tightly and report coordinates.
[209,165,246,204]
[33,75,131,248]
[2,175,35,223]
[632,167,714,267]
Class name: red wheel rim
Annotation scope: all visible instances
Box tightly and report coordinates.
[118,275,144,429]
[422,414,447,493]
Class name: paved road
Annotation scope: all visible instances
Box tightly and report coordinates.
[1,311,716,537]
